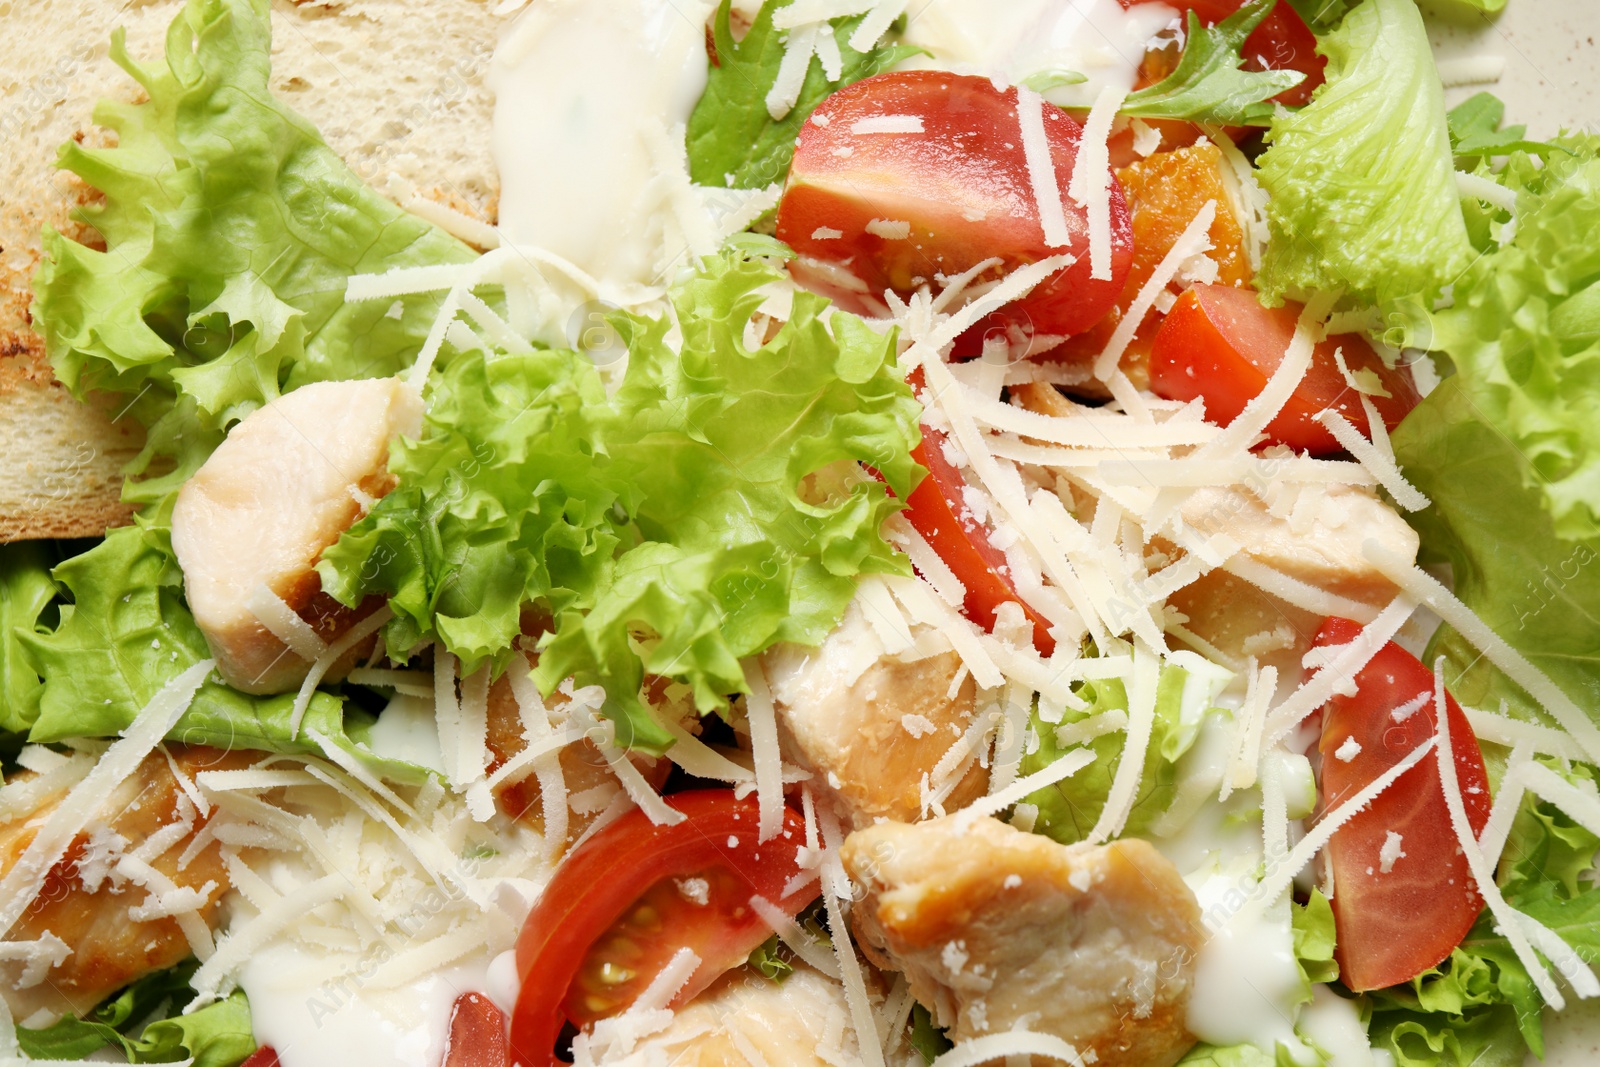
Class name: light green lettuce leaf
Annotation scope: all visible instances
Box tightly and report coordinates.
[0,543,60,735]
[688,0,922,189]
[31,0,473,505]
[322,249,923,751]
[1175,1042,1311,1066]
[21,523,428,782]
[1121,0,1305,128]
[1403,134,1600,540]
[1021,657,1223,844]
[1292,890,1339,986]
[316,346,621,675]
[1254,0,1472,305]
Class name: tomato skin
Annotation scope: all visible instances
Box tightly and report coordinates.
[1148,285,1421,455]
[902,418,1055,657]
[240,1051,280,1067]
[1119,0,1326,108]
[776,71,1134,344]
[441,993,509,1067]
[508,791,817,1067]
[1313,617,1492,992]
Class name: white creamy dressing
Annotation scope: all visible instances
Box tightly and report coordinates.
[900,0,1179,108]
[489,0,715,290]
[240,944,509,1067]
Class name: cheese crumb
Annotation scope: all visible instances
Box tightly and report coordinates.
[811,226,844,240]
[865,218,912,240]
[675,877,711,906]
[1334,736,1362,762]
[1379,831,1406,874]
[1003,874,1023,889]
[901,713,937,738]
[1068,868,1092,892]
[941,940,970,974]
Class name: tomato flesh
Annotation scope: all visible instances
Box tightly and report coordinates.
[1120,0,1326,109]
[1313,617,1492,992]
[442,993,509,1067]
[509,791,817,1066]
[240,1051,280,1067]
[776,70,1133,345]
[1148,284,1421,455]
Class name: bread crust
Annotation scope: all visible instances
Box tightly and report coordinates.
[0,0,503,542]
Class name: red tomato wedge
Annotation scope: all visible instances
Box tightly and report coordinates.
[441,993,509,1067]
[241,1051,280,1067]
[509,790,818,1067]
[1312,617,1492,992]
[776,70,1133,345]
[1148,284,1421,455]
[901,417,1055,657]
[1119,0,1326,108]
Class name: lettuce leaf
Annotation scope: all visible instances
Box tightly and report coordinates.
[1405,134,1600,541]
[21,523,427,782]
[1175,1043,1307,1067]
[322,249,923,751]
[17,961,254,1067]
[1120,0,1306,128]
[31,0,473,504]
[1292,890,1339,986]
[0,543,60,735]
[1447,92,1559,162]
[1021,657,1222,844]
[1254,0,1472,306]
[1391,378,1600,733]
[688,0,921,189]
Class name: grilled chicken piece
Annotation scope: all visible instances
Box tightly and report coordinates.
[587,965,859,1066]
[763,600,986,830]
[842,816,1202,1067]
[0,745,251,1022]
[172,378,422,694]
[1010,382,1419,665]
[483,653,670,850]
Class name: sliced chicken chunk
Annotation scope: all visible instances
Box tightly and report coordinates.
[0,745,251,1022]
[172,378,423,693]
[483,653,671,851]
[842,815,1202,1067]
[763,599,985,830]
[581,965,859,1066]
[1178,481,1418,612]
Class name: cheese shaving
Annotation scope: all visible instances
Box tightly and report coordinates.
[1262,595,1414,747]
[848,0,907,51]
[1091,196,1213,381]
[289,606,393,737]
[743,659,786,844]
[1089,645,1161,842]
[1313,409,1429,511]
[1066,85,1125,282]
[767,23,821,119]
[774,0,875,28]
[245,584,328,662]
[851,114,925,135]
[929,1032,1085,1067]
[1366,550,1600,765]
[1432,664,1587,1008]
[959,747,1096,823]
[1017,88,1072,249]
[0,660,213,942]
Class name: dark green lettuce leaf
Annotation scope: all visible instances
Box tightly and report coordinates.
[688,0,921,189]
[17,961,254,1067]
[1121,0,1305,127]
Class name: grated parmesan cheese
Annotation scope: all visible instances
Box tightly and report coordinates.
[1016,88,1072,249]
[1065,85,1125,282]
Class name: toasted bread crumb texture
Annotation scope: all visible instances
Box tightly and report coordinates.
[0,0,503,541]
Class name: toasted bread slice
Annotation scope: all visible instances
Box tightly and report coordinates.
[0,0,505,542]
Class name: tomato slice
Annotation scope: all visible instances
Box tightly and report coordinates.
[1147,284,1420,455]
[1312,617,1492,992]
[508,790,818,1066]
[1120,0,1326,108]
[776,70,1133,345]
[442,993,509,1067]
[241,1051,280,1067]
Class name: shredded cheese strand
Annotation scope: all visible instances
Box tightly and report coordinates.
[1017,87,1072,249]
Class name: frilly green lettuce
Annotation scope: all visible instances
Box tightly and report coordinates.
[31,0,473,504]
[321,249,923,751]
[1254,0,1471,306]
